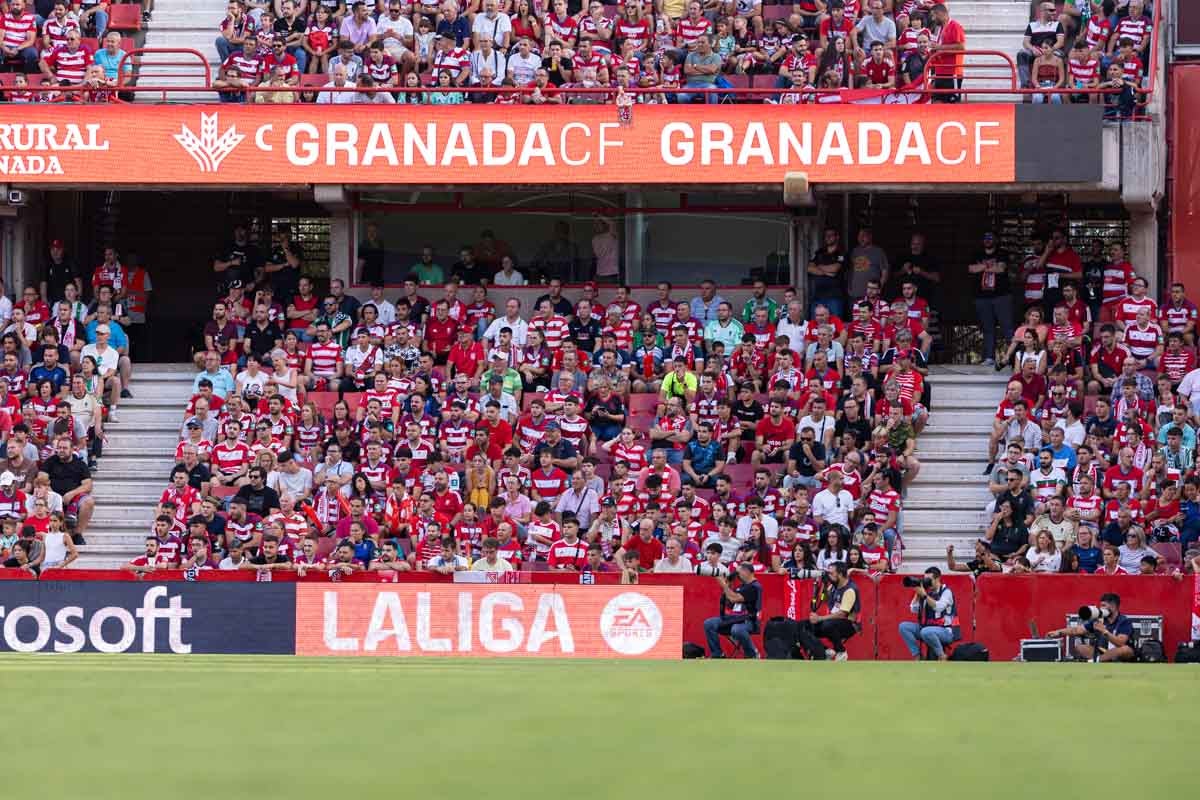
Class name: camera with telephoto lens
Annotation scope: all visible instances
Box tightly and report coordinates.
[903,576,934,589]
[1078,605,1108,622]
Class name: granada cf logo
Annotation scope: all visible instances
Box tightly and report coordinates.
[173,113,245,173]
[599,592,663,655]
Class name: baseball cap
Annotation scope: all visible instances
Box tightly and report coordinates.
[0,472,14,488]
[601,496,616,507]
[51,239,64,249]
[185,418,202,429]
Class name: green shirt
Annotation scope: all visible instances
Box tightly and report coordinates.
[316,312,352,347]
[410,262,445,285]
[741,297,779,324]
[480,368,522,397]
[887,420,915,453]
[661,370,698,401]
[703,318,744,351]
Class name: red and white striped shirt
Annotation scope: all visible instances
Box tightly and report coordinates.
[648,300,677,334]
[677,17,711,49]
[211,441,252,475]
[2,12,36,51]
[530,467,569,501]
[555,414,589,449]
[1113,16,1151,50]
[1113,295,1158,326]
[307,341,342,377]
[615,18,651,50]
[546,12,578,42]
[611,442,647,471]
[222,52,263,81]
[1068,54,1099,85]
[441,421,473,461]
[867,488,901,522]
[1122,321,1161,359]
[265,511,309,541]
[42,15,79,48]
[1084,16,1111,51]
[548,537,588,569]
[1101,261,1135,303]
[530,315,570,350]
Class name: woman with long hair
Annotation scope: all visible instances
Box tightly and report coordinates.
[816,525,849,571]
[782,540,820,578]
[1027,530,1061,572]
[346,471,383,516]
[815,36,853,88]
[1058,546,1081,573]
[1015,328,1047,374]
[1002,306,1048,369]
[294,401,324,461]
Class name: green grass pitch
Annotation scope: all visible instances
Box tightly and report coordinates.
[4,656,1198,800]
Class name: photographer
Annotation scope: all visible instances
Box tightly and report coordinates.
[897,567,961,661]
[703,562,762,659]
[795,562,860,661]
[1048,592,1136,662]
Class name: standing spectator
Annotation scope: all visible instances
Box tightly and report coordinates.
[969,232,1012,366]
[42,240,81,305]
[928,3,965,102]
[533,222,579,284]
[847,228,890,301]
[808,227,846,317]
[591,216,619,283]
[265,226,303,304]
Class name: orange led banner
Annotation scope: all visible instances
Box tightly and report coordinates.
[295,582,683,658]
[0,104,1015,185]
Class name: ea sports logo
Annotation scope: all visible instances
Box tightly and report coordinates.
[599,592,663,655]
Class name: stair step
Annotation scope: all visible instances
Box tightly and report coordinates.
[903,508,988,530]
[104,437,183,454]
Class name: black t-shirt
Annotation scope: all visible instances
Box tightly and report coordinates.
[568,318,602,352]
[891,253,940,299]
[786,439,825,476]
[273,16,306,41]
[359,239,387,285]
[174,461,212,491]
[245,320,283,360]
[584,393,626,422]
[997,488,1034,523]
[991,521,1029,557]
[44,455,90,496]
[44,257,80,304]
[217,240,263,289]
[268,241,303,297]
[835,416,872,449]
[970,248,1011,298]
[1085,414,1117,440]
[721,578,761,625]
[811,248,845,298]
[534,295,574,317]
[1083,259,1105,303]
[541,55,573,86]
[235,485,281,517]
[732,400,764,441]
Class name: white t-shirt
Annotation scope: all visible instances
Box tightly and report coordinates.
[236,370,269,399]
[507,51,540,84]
[1055,418,1086,448]
[472,12,513,46]
[812,488,855,528]
[736,515,778,543]
[653,556,695,573]
[798,413,835,442]
[471,556,514,572]
[80,343,119,375]
[1027,549,1061,573]
[376,15,413,53]
[492,269,526,286]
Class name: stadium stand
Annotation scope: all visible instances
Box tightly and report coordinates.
[0,0,1153,109]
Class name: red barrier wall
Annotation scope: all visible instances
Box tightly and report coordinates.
[875,574,977,660]
[6,570,1194,659]
[974,575,1193,661]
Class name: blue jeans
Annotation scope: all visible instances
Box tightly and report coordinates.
[288,46,308,73]
[899,622,955,659]
[216,36,234,62]
[705,615,758,658]
[676,85,719,104]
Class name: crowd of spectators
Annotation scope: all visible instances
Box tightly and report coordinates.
[0,0,134,100]
[130,219,944,585]
[968,223,1200,578]
[0,239,149,574]
[1016,0,1154,116]
[202,0,968,104]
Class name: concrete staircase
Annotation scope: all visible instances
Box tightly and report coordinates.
[136,0,223,102]
[903,365,1007,572]
[77,363,194,567]
[952,1,1029,103]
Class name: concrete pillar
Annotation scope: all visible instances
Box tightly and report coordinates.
[328,208,352,288]
[624,190,645,285]
[1127,209,1160,291]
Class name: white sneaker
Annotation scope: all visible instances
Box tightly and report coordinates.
[824,648,835,660]
[107,408,119,423]
[834,651,848,662]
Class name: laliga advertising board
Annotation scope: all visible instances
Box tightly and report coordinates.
[296,584,683,659]
[0,105,1015,184]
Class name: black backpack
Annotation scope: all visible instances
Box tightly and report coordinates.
[1175,641,1200,664]
[763,617,802,660]
[950,642,990,662]
[682,642,706,659]
[1136,638,1166,663]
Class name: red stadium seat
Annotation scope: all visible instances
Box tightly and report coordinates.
[723,463,757,488]
[765,4,790,21]
[628,412,655,430]
[1152,543,1181,568]
[308,391,339,419]
[211,485,237,500]
[107,3,143,32]
[628,394,659,415]
[316,538,337,559]
[594,463,613,480]
[300,73,329,89]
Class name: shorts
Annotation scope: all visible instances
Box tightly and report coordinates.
[64,494,91,516]
[760,449,786,464]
